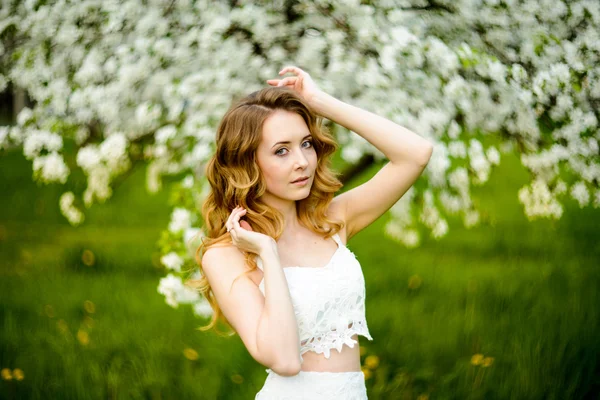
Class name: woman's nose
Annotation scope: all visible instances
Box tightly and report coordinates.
[295,152,309,168]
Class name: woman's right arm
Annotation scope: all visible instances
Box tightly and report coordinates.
[201,243,301,376]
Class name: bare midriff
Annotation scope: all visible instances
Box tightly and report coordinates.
[299,334,362,372]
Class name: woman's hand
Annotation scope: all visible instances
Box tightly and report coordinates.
[226,206,275,256]
[266,66,323,110]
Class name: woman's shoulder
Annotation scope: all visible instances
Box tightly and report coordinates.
[202,245,262,287]
[201,244,246,276]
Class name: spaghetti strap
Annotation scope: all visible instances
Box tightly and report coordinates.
[331,233,343,247]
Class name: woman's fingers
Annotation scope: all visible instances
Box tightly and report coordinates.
[266,78,297,88]
[267,66,310,89]
[226,206,243,232]
[232,209,246,230]
[229,207,247,229]
[225,207,235,230]
[277,76,297,87]
[232,217,241,231]
[279,66,305,76]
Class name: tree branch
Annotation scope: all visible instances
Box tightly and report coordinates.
[339,153,375,185]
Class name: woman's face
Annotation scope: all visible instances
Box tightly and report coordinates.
[256,109,317,205]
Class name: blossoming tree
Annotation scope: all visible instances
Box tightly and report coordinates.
[1,0,598,317]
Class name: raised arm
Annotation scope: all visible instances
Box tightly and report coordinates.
[314,90,433,240]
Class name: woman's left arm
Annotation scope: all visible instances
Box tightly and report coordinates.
[313,91,434,240]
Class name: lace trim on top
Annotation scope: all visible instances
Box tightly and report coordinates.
[257,233,373,362]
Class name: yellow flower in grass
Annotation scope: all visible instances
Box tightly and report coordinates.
[83,300,96,314]
[471,353,484,366]
[359,345,367,356]
[482,356,494,367]
[82,249,95,266]
[77,329,89,346]
[231,374,244,384]
[1,368,12,380]
[361,366,372,380]
[417,395,429,400]
[13,369,24,381]
[183,348,198,360]
[408,274,422,289]
[364,355,380,369]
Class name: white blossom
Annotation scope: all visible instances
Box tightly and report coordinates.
[169,207,192,233]
[426,143,451,187]
[23,130,63,159]
[17,107,34,126]
[157,274,200,308]
[432,218,449,238]
[570,181,590,207]
[341,145,363,164]
[77,146,102,171]
[448,141,467,159]
[59,191,84,226]
[160,252,184,272]
[518,179,564,220]
[32,152,69,183]
[463,210,480,228]
[181,175,194,189]
[486,146,501,165]
[155,125,177,144]
[193,298,214,318]
[184,227,202,245]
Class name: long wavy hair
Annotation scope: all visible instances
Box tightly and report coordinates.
[187,86,345,335]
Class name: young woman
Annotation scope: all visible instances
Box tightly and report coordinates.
[195,66,433,399]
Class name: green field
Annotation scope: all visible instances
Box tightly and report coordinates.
[1,147,599,400]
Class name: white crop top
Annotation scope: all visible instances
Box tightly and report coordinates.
[256,233,373,364]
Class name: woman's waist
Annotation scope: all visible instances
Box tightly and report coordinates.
[299,334,361,372]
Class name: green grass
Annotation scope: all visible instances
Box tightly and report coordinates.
[1,147,599,400]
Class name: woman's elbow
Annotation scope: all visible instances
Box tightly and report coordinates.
[272,360,301,377]
[419,143,434,166]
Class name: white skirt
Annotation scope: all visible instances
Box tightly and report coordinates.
[255,368,368,399]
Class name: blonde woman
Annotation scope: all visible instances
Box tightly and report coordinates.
[193,66,433,399]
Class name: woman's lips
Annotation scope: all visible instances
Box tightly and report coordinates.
[292,177,309,185]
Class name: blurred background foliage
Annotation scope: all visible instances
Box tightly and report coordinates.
[1,132,599,399]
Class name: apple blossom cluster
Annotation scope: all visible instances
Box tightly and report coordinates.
[1,0,599,315]
[157,272,213,318]
[59,191,84,226]
[156,200,209,315]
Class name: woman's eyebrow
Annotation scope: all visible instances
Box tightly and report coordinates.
[271,134,312,148]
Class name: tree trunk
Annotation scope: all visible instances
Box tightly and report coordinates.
[12,87,26,122]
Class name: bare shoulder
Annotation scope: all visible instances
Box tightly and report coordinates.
[201,245,259,288]
[202,245,244,278]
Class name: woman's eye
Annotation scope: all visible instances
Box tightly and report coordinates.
[275,140,313,156]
